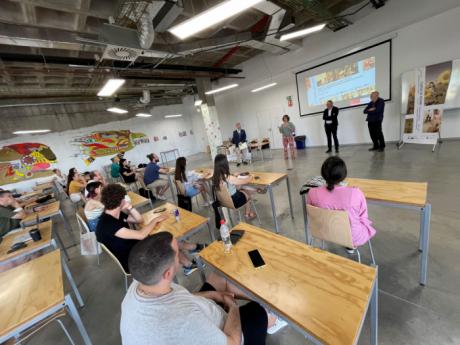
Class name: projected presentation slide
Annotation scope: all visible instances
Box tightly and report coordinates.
[296,40,391,116]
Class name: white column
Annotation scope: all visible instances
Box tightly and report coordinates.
[200,103,223,159]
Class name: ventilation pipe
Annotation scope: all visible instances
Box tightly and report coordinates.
[139,90,151,104]
[138,3,159,49]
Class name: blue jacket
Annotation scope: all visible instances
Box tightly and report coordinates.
[363,97,385,122]
[232,129,247,146]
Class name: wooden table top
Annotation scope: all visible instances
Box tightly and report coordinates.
[193,168,213,180]
[0,249,64,338]
[21,201,61,224]
[347,178,428,207]
[199,223,376,345]
[247,171,287,186]
[127,191,149,208]
[32,182,54,191]
[160,167,175,175]
[141,202,208,238]
[0,220,53,264]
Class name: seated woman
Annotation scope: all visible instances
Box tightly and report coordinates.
[175,157,210,204]
[307,156,376,249]
[66,168,87,203]
[84,181,104,231]
[212,154,257,219]
[119,159,137,184]
[89,170,107,186]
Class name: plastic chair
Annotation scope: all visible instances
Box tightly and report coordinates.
[260,137,273,159]
[99,243,131,291]
[76,210,101,264]
[175,180,209,210]
[306,204,376,265]
[249,139,263,161]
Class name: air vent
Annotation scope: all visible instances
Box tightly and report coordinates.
[102,45,141,61]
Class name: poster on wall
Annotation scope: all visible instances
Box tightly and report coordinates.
[0,143,57,185]
[72,130,150,165]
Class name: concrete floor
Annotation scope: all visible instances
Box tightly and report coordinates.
[26,142,460,345]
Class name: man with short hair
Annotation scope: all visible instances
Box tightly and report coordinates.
[120,232,287,345]
[323,100,339,153]
[0,190,26,237]
[51,168,67,188]
[232,122,248,166]
[143,153,169,200]
[364,91,386,152]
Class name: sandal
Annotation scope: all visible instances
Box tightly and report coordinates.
[245,212,256,219]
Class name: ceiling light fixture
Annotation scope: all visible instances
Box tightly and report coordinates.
[205,84,238,95]
[194,99,203,106]
[169,0,264,40]
[97,79,125,97]
[136,113,152,118]
[107,107,128,114]
[164,114,183,118]
[13,129,51,135]
[280,23,326,41]
[251,82,277,93]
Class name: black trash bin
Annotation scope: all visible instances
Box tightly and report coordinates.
[295,135,306,149]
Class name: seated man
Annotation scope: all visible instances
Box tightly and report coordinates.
[96,184,199,275]
[143,153,169,201]
[120,232,287,345]
[0,190,26,238]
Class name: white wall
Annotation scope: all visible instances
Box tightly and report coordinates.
[215,1,460,148]
[0,97,206,192]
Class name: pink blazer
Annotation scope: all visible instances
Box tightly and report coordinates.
[307,185,376,246]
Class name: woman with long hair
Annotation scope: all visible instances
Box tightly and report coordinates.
[84,181,104,231]
[67,168,86,203]
[175,157,209,203]
[212,154,256,218]
[278,114,296,160]
[307,156,376,250]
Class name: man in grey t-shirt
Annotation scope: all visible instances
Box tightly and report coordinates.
[120,232,282,345]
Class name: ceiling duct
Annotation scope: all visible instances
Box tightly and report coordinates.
[137,2,164,49]
[139,90,151,104]
[153,0,183,32]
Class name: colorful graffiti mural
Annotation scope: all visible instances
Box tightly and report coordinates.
[0,143,57,185]
[72,130,150,165]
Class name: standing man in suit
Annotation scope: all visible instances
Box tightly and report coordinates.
[364,91,386,152]
[323,100,339,153]
[232,122,248,166]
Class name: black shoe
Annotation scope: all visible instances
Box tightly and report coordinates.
[368,147,378,151]
[236,163,241,167]
[242,161,248,165]
[378,147,385,152]
[325,149,332,153]
[335,148,339,153]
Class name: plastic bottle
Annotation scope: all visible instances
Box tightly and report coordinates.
[219,220,232,253]
[174,208,180,222]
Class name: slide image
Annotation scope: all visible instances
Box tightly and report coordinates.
[424,61,452,106]
[422,109,442,133]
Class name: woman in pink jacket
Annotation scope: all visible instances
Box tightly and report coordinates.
[307,156,376,249]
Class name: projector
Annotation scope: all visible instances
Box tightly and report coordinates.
[370,0,386,9]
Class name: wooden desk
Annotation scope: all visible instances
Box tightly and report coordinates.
[128,191,153,210]
[193,168,213,180]
[0,221,84,307]
[248,171,294,234]
[0,250,91,344]
[199,223,378,345]
[33,182,54,192]
[141,202,213,241]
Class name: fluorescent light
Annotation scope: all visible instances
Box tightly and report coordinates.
[280,23,326,41]
[136,113,152,118]
[205,84,238,95]
[169,0,264,40]
[251,82,277,93]
[194,99,203,106]
[97,79,125,97]
[164,114,183,118]
[13,129,51,135]
[107,107,128,114]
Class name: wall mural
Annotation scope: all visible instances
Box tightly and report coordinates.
[72,130,150,165]
[0,143,57,185]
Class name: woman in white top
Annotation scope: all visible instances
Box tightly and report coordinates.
[84,181,104,231]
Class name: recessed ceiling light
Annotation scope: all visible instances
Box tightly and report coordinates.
[194,100,203,106]
[164,114,183,118]
[13,129,51,135]
[280,23,326,41]
[205,84,238,95]
[97,79,125,97]
[251,82,277,93]
[107,107,128,114]
[136,113,152,117]
[169,0,264,40]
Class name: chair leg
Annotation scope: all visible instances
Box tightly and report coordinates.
[124,275,128,292]
[252,200,262,225]
[356,249,361,264]
[321,240,325,250]
[236,209,242,223]
[368,240,376,265]
[56,319,77,345]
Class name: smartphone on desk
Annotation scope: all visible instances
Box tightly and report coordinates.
[248,249,266,269]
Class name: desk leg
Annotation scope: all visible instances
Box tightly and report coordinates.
[61,256,85,307]
[301,194,311,244]
[167,174,177,204]
[268,185,280,234]
[370,268,378,345]
[149,199,154,210]
[65,295,92,345]
[59,210,73,236]
[207,220,215,242]
[53,229,70,261]
[196,256,207,283]
[420,204,431,286]
[286,177,294,219]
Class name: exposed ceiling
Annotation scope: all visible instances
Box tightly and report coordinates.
[0,0,370,139]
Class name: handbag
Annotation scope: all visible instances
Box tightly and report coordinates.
[238,142,248,150]
[139,187,157,202]
[177,194,192,211]
[80,231,101,256]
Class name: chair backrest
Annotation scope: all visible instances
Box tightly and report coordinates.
[99,242,131,277]
[175,180,186,196]
[306,204,354,248]
[215,183,236,209]
[76,211,90,234]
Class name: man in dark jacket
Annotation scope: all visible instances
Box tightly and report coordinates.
[323,100,339,153]
[364,91,386,152]
[231,122,248,166]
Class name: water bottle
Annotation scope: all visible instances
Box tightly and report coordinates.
[219,220,232,253]
[174,208,180,222]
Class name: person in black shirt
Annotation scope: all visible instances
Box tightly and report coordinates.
[119,158,137,184]
[323,100,339,153]
[363,91,386,152]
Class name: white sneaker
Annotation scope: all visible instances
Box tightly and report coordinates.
[267,318,288,335]
[156,194,167,201]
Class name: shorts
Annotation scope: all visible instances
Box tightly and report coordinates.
[200,283,267,345]
[185,184,200,197]
[231,191,248,209]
